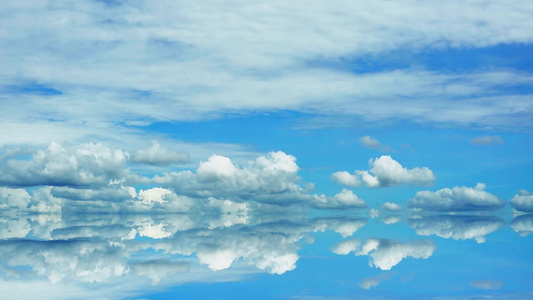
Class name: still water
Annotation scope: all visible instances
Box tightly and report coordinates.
[1,212,532,299]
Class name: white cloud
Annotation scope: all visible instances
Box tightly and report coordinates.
[469,135,504,145]
[131,141,189,166]
[332,238,436,270]
[359,136,381,149]
[130,260,189,284]
[330,171,361,188]
[334,156,435,188]
[0,0,532,147]
[408,215,504,244]
[359,136,392,152]
[313,189,367,209]
[359,274,393,290]
[359,277,382,290]
[382,202,401,212]
[510,190,533,213]
[382,215,401,225]
[407,183,505,212]
[0,142,128,187]
[510,215,533,237]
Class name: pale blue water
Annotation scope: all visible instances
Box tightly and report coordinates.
[0,212,531,299]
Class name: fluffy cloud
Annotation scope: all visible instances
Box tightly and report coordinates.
[312,189,367,209]
[131,141,189,166]
[0,142,128,187]
[408,215,504,244]
[510,190,533,213]
[382,202,401,212]
[0,145,365,211]
[334,156,435,188]
[407,183,504,212]
[510,215,533,237]
[330,171,361,188]
[332,238,435,270]
[469,135,504,145]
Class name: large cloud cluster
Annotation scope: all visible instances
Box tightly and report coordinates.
[0,143,369,212]
[0,142,127,187]
[407,183,504,212]
[332,155,435,188]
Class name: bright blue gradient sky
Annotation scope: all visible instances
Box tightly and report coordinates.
[1,1,532,222]
[1,1,533,299]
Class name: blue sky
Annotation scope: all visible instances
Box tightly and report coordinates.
[0,1,533,298]
[1,0,532,214]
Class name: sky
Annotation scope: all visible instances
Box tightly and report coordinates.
[0,1,533,298]
[0,0,532,215]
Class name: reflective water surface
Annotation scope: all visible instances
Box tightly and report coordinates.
[1,212,532,299]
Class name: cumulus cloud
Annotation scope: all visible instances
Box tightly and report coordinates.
[510,214,533,237]
[469,135,504,145]
[0,142,128,187]
[334,156,435,188]
[382,202,401,212]
[510,190,533,213]
[407,183,505,212]
[330,171,361,188]
[408,215,504,244]
[131,141,189,166]
[332,238,435,270]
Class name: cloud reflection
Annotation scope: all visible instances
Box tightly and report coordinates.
[407,215,504,243]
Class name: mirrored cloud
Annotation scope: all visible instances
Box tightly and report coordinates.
[332,238,436,270]
[510,190,533,213]
[510,214,533,237]
[407,215,504,243]
[407,183,504,212]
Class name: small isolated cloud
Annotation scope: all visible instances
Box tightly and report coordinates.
[316,189,367,209]
[359,136,392,152]
[382,202,401,212]
[470,280,504,290]
[382,215,402,225]
[407,183,504,212]
[131,260,190,284]
[332,239,435,270]
[333,156,435,188]
[469,135,504,145]
[359,274,394,290]
[132,141,190,166]
[510,190,533,213]
[369,209,380,218]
